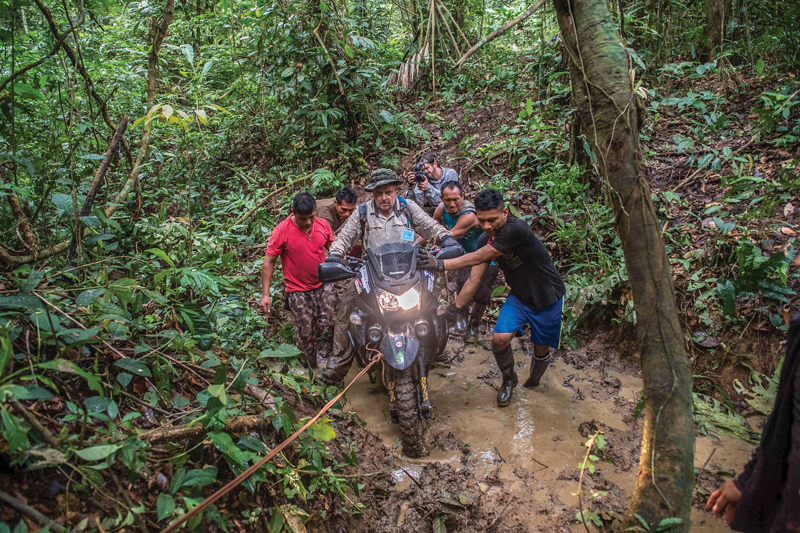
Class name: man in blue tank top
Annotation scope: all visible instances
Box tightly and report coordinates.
[433,182,499,342]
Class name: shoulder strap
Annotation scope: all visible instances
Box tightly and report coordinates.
[359,203,367,234]
[397,197,412,228]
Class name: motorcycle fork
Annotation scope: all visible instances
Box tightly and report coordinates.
[385,365,399,424]
[417,354,431,419]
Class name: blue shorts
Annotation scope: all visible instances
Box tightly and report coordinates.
[494,295,564,349]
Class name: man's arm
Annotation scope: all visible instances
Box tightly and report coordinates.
[329,209,362,257]
[455,262,489,308]
[425,183,443,204]
[448,211,478,240]
[408,200,450,244]
[444,243,502,271]
[260,254,279,316]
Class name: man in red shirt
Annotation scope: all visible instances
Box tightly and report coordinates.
[260,192,336,369]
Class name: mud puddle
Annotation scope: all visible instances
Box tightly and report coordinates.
[342,339,756,532]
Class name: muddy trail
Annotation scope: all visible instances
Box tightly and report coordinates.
[329,334,757,533]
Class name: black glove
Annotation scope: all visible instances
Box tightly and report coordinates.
[445,304,461,323]
[325,253,342,264]
[440,234,458,249]
[417,250,444,271]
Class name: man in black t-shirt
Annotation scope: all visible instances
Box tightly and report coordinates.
[419,189,566,406]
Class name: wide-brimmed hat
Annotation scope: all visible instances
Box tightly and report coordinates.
[364,169,402,191]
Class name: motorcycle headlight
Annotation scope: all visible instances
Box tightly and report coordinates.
[397,288,420,310]
[379,291,399,311]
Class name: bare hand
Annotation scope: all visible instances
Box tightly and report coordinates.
[418,176,428,191]
[404,171,415,185]
[706,480,741,524]
[260,294,271,317]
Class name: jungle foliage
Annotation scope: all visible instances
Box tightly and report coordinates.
[0,0,798,529]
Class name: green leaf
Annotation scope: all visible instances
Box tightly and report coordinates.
[305,417,336,441]
[432,514,447,533]
[526,97,533,117]
[207,384,227,405]
[281,66,294,78]
[345,44,354,59]
[157,493,175,521]
[51,193,73,215]
[180,44,194,67]
[491,285,506,296]
[145,248,175,269]
[76,444,121,461]
[717,279,736,316]
[0,329,12,381]
[655,517,683,531]
[117,372,133,387]
[84,396,112,412]
[210,431,244,465]
[258,344,302,359]
[172,395,190,409]
[114,359,152,377]
[40,359,103,394]
[76,289,105,307]
[181,468,217,488]
[0,294,43,310]
[755,59,765,76]
[23,270,44,294]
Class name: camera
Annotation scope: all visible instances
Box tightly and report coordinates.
[413,162,428,184]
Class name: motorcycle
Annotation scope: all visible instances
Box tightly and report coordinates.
[318,226,463,458]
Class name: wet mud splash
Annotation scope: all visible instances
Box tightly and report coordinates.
[338,338,756,532]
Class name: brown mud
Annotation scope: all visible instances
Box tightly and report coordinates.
[331,335,756,533]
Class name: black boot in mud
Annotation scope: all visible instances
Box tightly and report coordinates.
[493,345,517,407]
[497,368,518,407]
[523,351,552,389]
[463,304,486,344]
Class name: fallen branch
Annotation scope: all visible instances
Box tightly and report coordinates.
[12,400,61,450]
[0,489,66,533]
[141,415,272,444]
[454,0,548,69]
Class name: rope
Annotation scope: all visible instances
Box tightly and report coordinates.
[159,350,384,533]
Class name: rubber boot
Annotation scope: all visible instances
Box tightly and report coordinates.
[523,350,552,389]
[463,303,487,344]
[494,345,518,407]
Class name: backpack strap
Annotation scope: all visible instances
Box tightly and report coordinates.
[397,197,412,228]
[358,203,367,233]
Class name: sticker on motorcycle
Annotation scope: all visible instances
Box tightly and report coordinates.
[401,229,415,242]
[424,270,434,292]
[355,279,363,294]
[396,351,404,365]
[395,341,402,347]
[359,265,371,293]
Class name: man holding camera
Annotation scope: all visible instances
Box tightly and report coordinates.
[433,181,499,343]
[404,152,458,216]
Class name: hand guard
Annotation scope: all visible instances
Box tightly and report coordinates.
[325,253,343,264]
[440,234,458,250]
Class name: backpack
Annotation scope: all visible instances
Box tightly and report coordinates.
[358,197,412,233]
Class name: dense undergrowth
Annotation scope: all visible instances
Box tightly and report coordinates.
[1,0,799,529]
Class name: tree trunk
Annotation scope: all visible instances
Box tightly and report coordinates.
[552,0,695,530]
[706,0,730,56]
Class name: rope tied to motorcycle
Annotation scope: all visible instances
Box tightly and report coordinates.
[159,350,384,533]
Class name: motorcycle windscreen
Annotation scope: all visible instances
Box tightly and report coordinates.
[380,327,419,370]
[366,227,417,281]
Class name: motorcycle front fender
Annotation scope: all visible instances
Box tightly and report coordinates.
[380,326,419,371]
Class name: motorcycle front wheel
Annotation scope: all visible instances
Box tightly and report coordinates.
[394,367,428,458]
